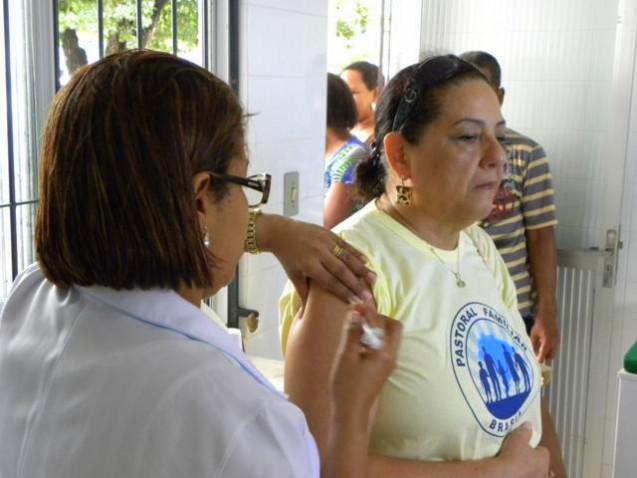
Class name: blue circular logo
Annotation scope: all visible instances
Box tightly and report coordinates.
[450,302,537,437]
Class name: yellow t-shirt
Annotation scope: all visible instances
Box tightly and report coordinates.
[279,201,542,461]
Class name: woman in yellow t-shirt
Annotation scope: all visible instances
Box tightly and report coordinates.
[282,55,567,478]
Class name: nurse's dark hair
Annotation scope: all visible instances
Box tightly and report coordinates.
[342,61,385,91]
[36,50,244,290]
[355,54,486,201]
[326,73,357,134]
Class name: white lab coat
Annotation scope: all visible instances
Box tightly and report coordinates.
[0,263,319,478]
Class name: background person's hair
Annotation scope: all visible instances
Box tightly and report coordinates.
[326,73,358,134]
[342,61,385,91]
[355,54,486,201]
[36,50,245,290]
[459,50,501,89]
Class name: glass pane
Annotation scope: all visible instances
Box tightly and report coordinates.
[104,0,139,55]
[178,0,201,64]
[0,206,12,299]
[57,0,100,86]
[8,1,39,204]
[15,202,36,276]
[12,140,38,204]
[0,1,8,206]
[143,0,174,53]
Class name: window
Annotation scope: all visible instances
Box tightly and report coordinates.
[0,0,216,303]
[55,0,212,87]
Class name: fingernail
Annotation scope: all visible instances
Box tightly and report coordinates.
[358,290,373,302]
[349,296,363,305]
[350,312,363,325]
[367,271,377,284]
[522,422,533,431]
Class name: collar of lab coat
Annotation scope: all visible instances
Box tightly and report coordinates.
[78,283,286,399]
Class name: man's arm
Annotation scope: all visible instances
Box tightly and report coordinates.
[538,397,568,478]
[526,225,559,362]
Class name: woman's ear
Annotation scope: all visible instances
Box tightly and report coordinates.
[192,172,214,223]
[383,132,412,180]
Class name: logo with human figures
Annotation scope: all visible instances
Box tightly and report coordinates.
[450,302,537,437]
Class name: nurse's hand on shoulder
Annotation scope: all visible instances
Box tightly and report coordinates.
[331,303,402,417]
[256,214,375,305]
[497,423,550,478]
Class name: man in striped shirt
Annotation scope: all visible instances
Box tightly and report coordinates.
[461,51,560,364]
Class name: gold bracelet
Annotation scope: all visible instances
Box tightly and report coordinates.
[244,209,262,254]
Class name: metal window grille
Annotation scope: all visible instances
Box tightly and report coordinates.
[0,1,215,301]
[54,0,213,88]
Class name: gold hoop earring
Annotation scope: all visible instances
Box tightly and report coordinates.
[396,178,412,206]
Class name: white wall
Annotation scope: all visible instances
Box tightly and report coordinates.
[239,0,328,359]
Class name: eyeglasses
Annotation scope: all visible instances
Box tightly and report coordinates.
[208,172,271,209]
[392,55,462,133]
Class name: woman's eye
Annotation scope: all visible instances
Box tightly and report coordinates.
[497,136,507,145]
[458,135,479,143]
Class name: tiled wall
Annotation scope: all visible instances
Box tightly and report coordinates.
[420,0,620,250]
[239,0,328,359]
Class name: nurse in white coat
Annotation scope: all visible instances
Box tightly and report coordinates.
[0,50,401,478]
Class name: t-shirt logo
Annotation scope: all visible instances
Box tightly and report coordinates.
[450,302,537,437]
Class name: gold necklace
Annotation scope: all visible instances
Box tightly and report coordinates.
[428,244,466,288]
[379,198,467,288]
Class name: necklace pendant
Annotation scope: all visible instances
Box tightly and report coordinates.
[456,277,466,288]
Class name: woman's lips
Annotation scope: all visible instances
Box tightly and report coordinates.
[475,180,499,191]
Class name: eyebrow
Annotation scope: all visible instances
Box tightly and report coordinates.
[452,118,507,127]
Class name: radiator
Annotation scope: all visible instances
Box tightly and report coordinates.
[547,248,608,478]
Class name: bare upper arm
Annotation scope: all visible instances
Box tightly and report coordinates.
[284,284,351,464]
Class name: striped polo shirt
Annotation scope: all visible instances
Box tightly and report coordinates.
[480,129,558,318]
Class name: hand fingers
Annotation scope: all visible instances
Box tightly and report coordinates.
[342,312,365,353]
[505,422,534,446]
[351,302,382,328]
[531,332,542,357]
[322,252,372,303]
[312,264,363,305]
[380,316,402,357]
[537,341,548,364]
[338,241,376,286]
[290,273,309,304]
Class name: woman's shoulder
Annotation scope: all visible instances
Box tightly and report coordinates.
[333,201,386,248]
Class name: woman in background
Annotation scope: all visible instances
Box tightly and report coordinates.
[324,73,368,229]
[0,50,401,478]
[341,61,384,145]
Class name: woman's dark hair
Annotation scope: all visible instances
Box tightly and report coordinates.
[36,50,244,290]
[342,61,385,91]
[355,54,487,201]
[326,73,357,134]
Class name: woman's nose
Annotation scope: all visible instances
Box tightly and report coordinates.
[483,136,507,170]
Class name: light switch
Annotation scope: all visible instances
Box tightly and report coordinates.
[283,171,299,217]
